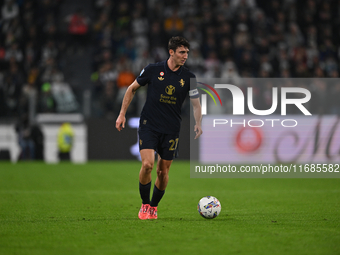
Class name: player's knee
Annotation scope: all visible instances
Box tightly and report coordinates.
[157,168,169,178]
[142,161,154,172]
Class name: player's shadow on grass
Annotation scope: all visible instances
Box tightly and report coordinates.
[157,216,232,221]
[9,217,118,223]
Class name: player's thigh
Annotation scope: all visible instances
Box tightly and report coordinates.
[140,149,156,170]
[157,154,173,173]
[139,128,159,170]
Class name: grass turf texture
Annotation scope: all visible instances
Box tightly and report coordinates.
[0,162,339,255]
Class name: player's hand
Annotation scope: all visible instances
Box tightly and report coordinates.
[116,115,126,131]
[194,124,203,139]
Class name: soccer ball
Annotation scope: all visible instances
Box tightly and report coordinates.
[197,196,221,219]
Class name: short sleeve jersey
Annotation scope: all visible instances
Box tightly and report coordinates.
[137,60,199,134]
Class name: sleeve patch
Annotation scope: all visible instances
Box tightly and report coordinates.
[189,89,199,97]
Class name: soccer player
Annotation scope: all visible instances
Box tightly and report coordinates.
[116,36,202,220]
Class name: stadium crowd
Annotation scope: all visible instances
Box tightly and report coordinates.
[1,0,340,120]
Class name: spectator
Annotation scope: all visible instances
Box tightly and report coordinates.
[65,8,90,53]
[204,51,220,74]
[23,41,39,73]
[148,21,167,61]
[5,43,23,62]
[40,57,57,83]
[116,65,135,91]
[131,10,148,37]
[164,8,184,37]
[41,40,59,64]
[57,122,74,161]
[38,82,55,113]
[101,80,117,119]
[51,77,78,113]
[3,63,24,116]
[234,23,250,50]
[183,22,203,49]
[186,47,205,74]
[1,0,19,22]
[132,50,154,76]
[116,63,135,114]
[92,12,110,36]
[15,114,35,160]
[19,74,38,116]
[92,61,118,104]
[0,73,7,116]
[285,23,304,49]
[221,60,241,85]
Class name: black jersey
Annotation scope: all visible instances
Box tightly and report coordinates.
[137,60,199,134]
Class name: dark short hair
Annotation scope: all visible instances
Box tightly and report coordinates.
[168,36,190,51]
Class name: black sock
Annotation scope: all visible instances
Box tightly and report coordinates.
[139,182,151,204]
[150,184,165,207]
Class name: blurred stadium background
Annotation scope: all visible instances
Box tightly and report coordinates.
[0,0,340,162]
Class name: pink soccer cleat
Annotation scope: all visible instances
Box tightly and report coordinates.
[138,204,150,220]
[147,206,158,219]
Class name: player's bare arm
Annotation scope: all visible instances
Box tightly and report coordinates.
[116,80,141,131]
[190,97,203,139]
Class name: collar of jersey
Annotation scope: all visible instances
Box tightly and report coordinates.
[164,59,183,75]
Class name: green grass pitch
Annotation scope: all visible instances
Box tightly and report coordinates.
[0,161,339,255]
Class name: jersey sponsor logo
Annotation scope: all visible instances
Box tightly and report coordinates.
[179,79,185,87]
[165,85,176,95]
[160,94,177,104]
